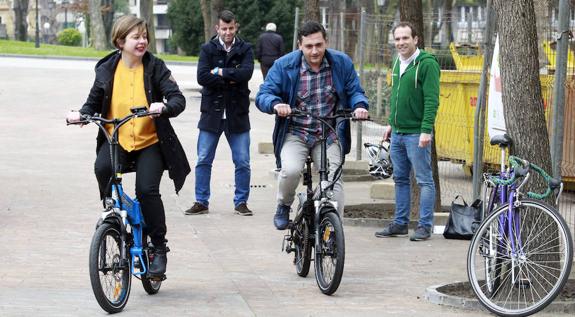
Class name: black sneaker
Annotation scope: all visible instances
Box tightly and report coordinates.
[410,226,431,241]
[234,203,253,216]
[148,245,170,277]
[184,202,208,215]
[374,222,408,238]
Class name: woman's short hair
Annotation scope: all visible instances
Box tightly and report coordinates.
[111,15,148,49]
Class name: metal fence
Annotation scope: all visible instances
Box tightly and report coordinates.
[293,6,575,240]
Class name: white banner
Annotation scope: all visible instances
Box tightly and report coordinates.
[487,36,507,137]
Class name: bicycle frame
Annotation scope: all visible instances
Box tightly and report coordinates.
[78,107,152,277]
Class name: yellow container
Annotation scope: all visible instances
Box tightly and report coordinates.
[436,71,556,173]
[542,41,575,72]
[449,43,484,71]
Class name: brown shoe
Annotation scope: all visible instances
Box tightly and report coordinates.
[184,202,208,215]
[234,203,253,216]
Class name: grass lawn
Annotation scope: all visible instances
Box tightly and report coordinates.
[0,39,198,63]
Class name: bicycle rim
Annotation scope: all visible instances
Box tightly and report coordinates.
[294,216,312,277]
[468,199,573,316]
[314,211,345,295]
[89,222,132,313]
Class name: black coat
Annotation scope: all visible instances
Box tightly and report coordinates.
[80,51,191,194]
[256,31,284,66]
[197,36,254,133]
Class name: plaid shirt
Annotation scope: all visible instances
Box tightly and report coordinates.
[289,57,337,147]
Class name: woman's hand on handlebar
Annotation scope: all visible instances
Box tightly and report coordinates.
[149,102,165,117]
[66,110,83,125]
[273,103,291,117]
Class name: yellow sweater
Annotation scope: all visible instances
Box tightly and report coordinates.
[107,61,158,152]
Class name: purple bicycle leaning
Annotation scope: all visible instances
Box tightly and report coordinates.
[467,134,573,317]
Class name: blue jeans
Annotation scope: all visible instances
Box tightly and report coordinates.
[390,132,435,228]
[195,126,251,207]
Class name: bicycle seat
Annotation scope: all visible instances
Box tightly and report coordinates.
[490,134,513,148]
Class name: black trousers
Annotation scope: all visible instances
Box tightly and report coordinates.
[261,63,272,79]
[94,142,167,246]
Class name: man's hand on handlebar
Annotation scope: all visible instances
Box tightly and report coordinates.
[353,107,369,120]
[273,103,291,117]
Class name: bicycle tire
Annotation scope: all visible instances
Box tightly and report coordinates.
[141,236,162,294]
[467,199,573,317]
[314,210,345,295]
[89,222,132,313]
[482,183,504,296]
[294,216,312,277]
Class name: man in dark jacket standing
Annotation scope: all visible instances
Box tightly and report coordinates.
[256,22,284,79]
[185,10,255,216]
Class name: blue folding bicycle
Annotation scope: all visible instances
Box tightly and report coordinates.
[69,106,163,313]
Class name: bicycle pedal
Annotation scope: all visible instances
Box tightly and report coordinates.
[148,274,166,282]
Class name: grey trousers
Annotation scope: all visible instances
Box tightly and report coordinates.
[277,134,344,215]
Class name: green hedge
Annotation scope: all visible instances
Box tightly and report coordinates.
[57,28,82,47]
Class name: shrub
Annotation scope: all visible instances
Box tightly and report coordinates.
[57,28,82,46]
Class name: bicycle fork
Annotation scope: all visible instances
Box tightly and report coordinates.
[502,192,529,288]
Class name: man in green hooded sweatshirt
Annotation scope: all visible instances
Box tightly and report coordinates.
[375,21,440,241]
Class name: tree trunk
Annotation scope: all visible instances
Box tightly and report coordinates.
[382,0,399,65]
[492,0,551,172]
[304,0,320,22]
[140,0,156,53]
[210,0,224,29]
[399,0,442,218]
[200,0,212,42]
[89,0,108,50]
[493,0,556,284]
[101,0,114,46]
[14,0,29,41]
[533,0,550,71]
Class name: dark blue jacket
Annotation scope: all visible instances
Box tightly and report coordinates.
[197,36,254,133]
[255,49,369,167]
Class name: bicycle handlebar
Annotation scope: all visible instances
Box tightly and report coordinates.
[66,106,155,144]
[282,108,371,194]
[489,155,563,201]
[285,108,370,122]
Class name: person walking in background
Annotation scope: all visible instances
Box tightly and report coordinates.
[66,15,190,277]
[185,10,255,217]
[256,21,369,230]
[256,22,284,79]
[374,21,440,241]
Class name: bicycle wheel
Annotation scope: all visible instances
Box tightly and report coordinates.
[468,199,573,316]
[314,210,345,295]
[141,237,162,294]
[293,213,312,277]
[89,222,132,313]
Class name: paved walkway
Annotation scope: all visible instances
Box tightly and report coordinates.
[0,56,562,316]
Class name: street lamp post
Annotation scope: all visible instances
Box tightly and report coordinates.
[63,0,69,28]
[35,0,40,48]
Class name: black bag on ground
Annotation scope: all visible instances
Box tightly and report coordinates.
[443,195,482,240]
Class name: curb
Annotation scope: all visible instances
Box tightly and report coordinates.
[425,281,575,314]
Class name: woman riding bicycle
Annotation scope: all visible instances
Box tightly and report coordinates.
[66,15,190,278]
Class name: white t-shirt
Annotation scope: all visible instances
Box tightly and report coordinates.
[399,48,420,76]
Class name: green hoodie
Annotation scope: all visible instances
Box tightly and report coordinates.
[389,50,440,134]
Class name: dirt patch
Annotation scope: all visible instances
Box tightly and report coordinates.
[344,203,395,219]
[438,280,575,301]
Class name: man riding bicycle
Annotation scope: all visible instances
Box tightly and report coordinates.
[255,21,369,230]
